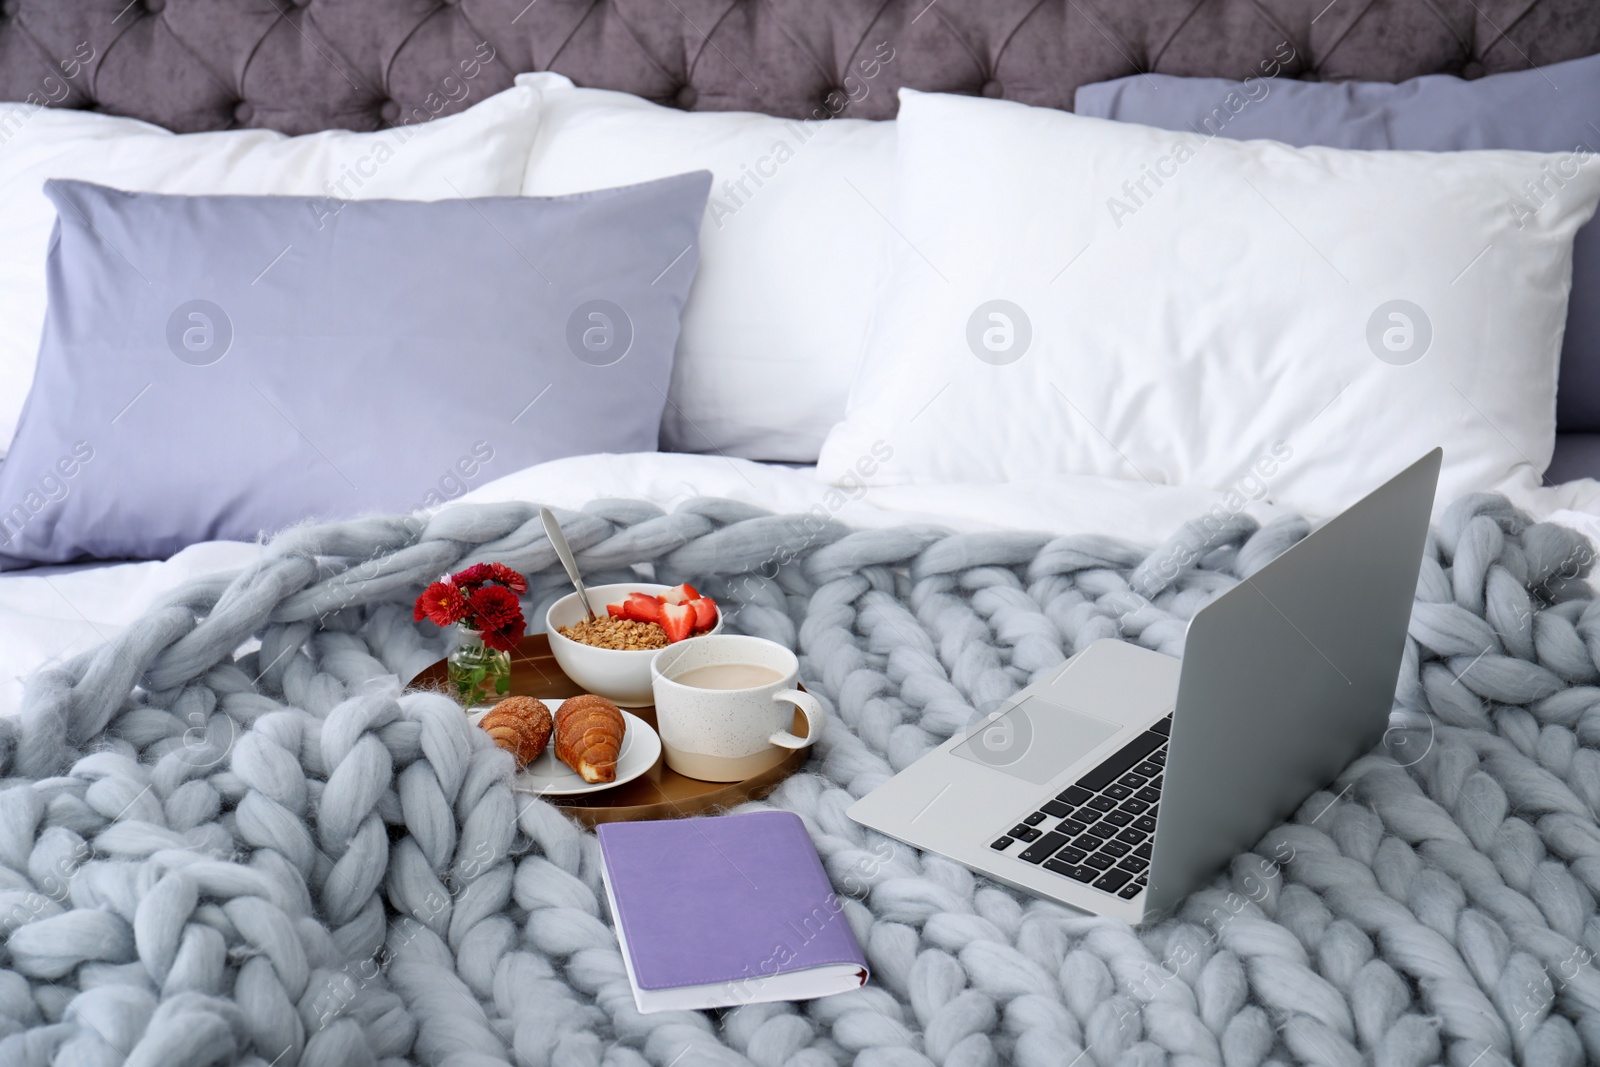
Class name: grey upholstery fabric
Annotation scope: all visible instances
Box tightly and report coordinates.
[1547,434,1600,484]
[2,0,1598,134]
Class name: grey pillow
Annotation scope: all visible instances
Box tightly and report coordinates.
[0,175,710,568]
[1075,53,1600,432]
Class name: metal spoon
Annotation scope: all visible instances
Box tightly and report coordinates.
[541,507,597,621]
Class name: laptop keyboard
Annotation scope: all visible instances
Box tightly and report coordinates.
[989,714,1171,901]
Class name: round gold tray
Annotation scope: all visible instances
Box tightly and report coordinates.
[412,633,811,827]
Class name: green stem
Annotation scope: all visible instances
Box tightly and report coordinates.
[446,629,512,709]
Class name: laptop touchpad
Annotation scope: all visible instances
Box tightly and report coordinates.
[951,696,1121,785]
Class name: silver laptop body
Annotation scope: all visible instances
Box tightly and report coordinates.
[847,449,1441,924]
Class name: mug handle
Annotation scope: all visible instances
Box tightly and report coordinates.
[768,689,825,750]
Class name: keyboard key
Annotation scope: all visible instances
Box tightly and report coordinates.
[1085,852,1115,870]
[1134,786,1161,804]
[1019,832,1071,863]
[1087,795,1116,813]
[1133,761,1161,777]
[1077,730,1167,791]
[1059,819,1088,838]
[991,837,1014,850]
[1134,842,1151,859]
[1094,868,1133,891]
[1100,839,1130,858]
[1023,812,1047,826]
[1057,846,1087,865]
[1150,717,1171,736]
[1057,785,1092,806]
[1150,749,1166,766]
[1045,861,1099,884]
[1039,799,1074,818]
[1122,799,1149,815]
[1102,811,1133,827]
[1118,855,1148,873]
[1117,881,1143,899]
[1010,826,1042,842]
[1118,771,1148,788]
[1133,815,1157,834]
[1080,821,1112,841]
[1116,827,1146,845]
[1150,774,1163,789]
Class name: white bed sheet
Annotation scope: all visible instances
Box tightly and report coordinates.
[3,451,1597,713]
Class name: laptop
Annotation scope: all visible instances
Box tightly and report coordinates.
[848,449,1440,924]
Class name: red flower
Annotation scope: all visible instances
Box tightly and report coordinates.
[480,616,526,653]
[414,580,469,626]
[453,563,490,586]
[452,562,528,594]
[416,561,527,641]
[488,563,528,593]
[468,584,523,633]
[470,585,526,652]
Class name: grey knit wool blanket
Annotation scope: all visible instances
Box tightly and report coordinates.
[3,492,1600,1067]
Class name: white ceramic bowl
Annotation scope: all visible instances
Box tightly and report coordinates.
[545,582,724,707]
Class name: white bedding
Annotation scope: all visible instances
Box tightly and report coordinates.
[3,451,1597,713]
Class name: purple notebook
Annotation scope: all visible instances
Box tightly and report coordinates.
[597,811,870,1013]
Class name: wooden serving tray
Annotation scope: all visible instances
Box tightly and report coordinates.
[412,633,810,827]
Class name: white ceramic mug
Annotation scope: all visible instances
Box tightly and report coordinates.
[650,634,826,782]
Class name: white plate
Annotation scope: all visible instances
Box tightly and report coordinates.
[470,699,661,797]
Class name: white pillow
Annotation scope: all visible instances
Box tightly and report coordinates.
[0,86,542,457]
[818,89,1600,517]
[516,72,895,463]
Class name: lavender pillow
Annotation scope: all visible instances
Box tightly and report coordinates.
[0,175,709,568]
[1075,53,1600,432]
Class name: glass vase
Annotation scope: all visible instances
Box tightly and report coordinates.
[447,629,512,710]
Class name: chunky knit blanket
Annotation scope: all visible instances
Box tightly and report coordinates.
[1,493,1598,1067]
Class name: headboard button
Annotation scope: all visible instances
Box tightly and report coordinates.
[145,0,166,12]
[233,102,254,124]
[0,0,18,16]
[675,86,698,109]
[380,100,401,124]
[1461,60,1484,78]
[981,79,1003,98]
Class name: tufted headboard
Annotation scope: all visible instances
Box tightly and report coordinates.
[1,0,1598,135]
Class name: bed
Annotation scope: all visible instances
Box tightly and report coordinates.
[2,0,1599,708]
[3,3,1600,1066]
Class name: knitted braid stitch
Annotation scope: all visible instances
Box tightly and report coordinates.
[0,492,1596,1067]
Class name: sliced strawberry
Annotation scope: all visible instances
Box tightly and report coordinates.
[690,596,717,632]
[607,602,626,618]
[661,583,702,605]
[622,593,664,624]
[660,601,696,643]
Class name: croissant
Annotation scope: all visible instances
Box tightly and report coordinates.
[555,694,625,783]
[479,696,553,769]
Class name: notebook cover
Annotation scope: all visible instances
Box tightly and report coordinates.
[597,811,868,992]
